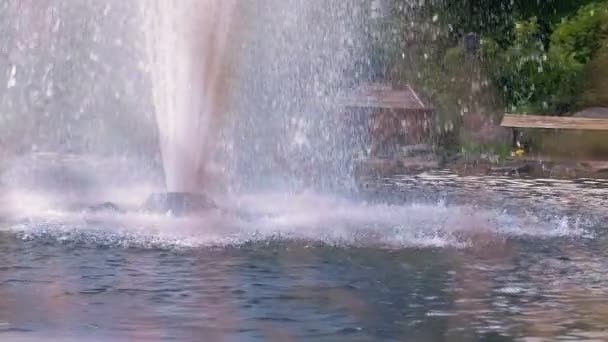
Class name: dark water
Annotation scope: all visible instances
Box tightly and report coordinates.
[1,173,607,341]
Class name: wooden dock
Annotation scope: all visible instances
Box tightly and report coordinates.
[501,114,608,130]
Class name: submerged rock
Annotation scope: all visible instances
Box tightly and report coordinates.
[142,192,217,215]
[85,202,124,214]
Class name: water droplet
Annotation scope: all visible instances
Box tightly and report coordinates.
[6,65,17,89]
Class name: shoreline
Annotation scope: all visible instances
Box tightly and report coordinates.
[354,154,608,180]
[445,156,608,180]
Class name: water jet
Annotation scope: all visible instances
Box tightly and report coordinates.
[143,0,236,194]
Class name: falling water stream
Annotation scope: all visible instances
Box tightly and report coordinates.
[142,0,236,193]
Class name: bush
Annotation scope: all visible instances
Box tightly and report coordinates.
[484,18,548,113]
[581,39,608,106]
[485,2,608,114]
[550,2,608,64]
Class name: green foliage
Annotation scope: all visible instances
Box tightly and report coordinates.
[581,38,608,106]
[483,18,548,112]
[547,2,608,110]
[414,0,596,47]
[485,2,608,114]
[551,3,608,63]
[443,46,466,69]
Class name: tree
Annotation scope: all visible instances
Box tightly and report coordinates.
[485,2,608,113]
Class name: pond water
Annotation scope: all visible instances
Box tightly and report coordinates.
[0,172,607,341]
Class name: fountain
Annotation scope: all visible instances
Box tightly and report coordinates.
[0,0,372,216]
[137,0,371,211]
[142,0,236,193]
[0,3,606,341]
[139,0,237,211]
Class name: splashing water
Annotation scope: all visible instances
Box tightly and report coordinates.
[142,0,236,193]
[0,1,597,252]
[0,184,594,250]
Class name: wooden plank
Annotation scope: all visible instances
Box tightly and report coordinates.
[335,84,432,110]
[337,98,431,110]
[501,114,608,130]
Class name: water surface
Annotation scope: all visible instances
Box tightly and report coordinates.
[1,172,607,341]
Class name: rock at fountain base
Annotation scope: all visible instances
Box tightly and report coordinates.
[84,202,125,214]
[142,192,217,215]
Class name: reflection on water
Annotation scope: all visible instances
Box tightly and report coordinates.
[363,171,608,223]
[0,173,607,341]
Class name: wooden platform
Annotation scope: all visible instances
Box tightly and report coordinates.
[501,114,608,130]
[337,84,431,111]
